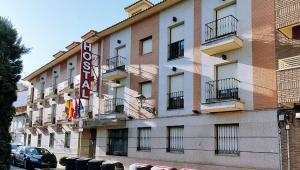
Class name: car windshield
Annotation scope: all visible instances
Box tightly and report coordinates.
[26,147,50,155]
[11,145,20,150]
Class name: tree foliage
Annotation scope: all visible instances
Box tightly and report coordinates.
[0,16,29,169]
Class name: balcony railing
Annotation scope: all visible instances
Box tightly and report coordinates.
[104,98,125,113]
[167,91,184,110]
[204,15,238,42]
[204,78,240,103]
[49,84,58,95]
[35,116,43,126]
[47,114,56,124]
[26,118,32,127]
[37,91,45,100]
[84,105,93,119]
[168,40,184,60]
[27,95,34,104]
[106,56,126,73]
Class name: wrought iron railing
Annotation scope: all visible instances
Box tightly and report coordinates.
[167,91,184,110]
[204,78,240,103]
[84,105,93,118]
[168,40,184,60]
[37,91,45,100]
[106,56,126,73]
[104,98,125,113]
[204,15,238,42]
[27,95,34,103]
[35,116,43,126]
[49,84,58,94]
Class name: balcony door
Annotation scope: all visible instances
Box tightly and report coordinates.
[216,3,237,37]
[114,86,125,113]
[216,63,238,100]
[168,74,184,109]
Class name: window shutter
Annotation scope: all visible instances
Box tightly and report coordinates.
[171,24,184,43]
[170,74,184,93]
[141,82,152,98]
[142,38,152,55]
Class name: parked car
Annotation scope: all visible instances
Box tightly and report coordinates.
[11,146,57,169]
[11,144,22,154]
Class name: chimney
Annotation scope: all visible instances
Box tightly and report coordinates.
[124,0,154,17]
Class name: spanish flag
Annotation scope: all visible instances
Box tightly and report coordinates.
[65,100,70,119]
[68,100,74,119]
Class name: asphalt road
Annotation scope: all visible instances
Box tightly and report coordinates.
[10,165,25,170]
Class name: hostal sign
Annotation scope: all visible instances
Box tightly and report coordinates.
[80,42,92,99]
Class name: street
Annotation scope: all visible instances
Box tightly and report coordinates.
[10,165,25,170]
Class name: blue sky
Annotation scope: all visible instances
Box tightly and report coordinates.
[0,0,161,78]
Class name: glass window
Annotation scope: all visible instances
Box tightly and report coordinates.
[138,127,151,151]
[28,134,31,146]
[141,37,152,55]
[49,133,55,148]
[64,132,71,148]
[141,82,152,98]
[215,124,239,155]
[167,126,184,153]
[37,134,42,147]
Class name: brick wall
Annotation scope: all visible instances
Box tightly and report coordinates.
[276,0,300,29]
[277,68,300,104]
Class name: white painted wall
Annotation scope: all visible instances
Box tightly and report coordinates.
[200,0,254,110]
[158,0,195,117]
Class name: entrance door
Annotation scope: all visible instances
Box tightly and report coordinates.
[88,129,97,158]
[107,129,128,156]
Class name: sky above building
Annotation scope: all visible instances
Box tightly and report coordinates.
[0,0,161,78]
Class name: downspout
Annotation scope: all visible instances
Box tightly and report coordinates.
[286,124,291,170]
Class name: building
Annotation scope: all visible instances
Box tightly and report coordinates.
[23,0,279,169]
[11,83,28,145]
[276,0,300,169]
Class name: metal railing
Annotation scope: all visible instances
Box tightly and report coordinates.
[104,98,125,113]
[168,40,184,60]
[204,78,240,103]
[49,84,58,95]
[26,118,32,127]
[167,91,184,110]
[27,95,34,103]
[35,116,43,126]
[106,56,126,73]
[204,15,238,42]
[47,114,56,124]
[84,105,93,119]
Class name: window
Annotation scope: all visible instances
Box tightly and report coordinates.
[53,75,58,91]
[49,133,54,148]
[68,67,74,87]
[215,124,239,155]
[167,126,184,153]
[38,108,43,125]
[37,134,42,147]
[51,104,56,124]
[28,134,31,146]
[141,81,152,98]
[64,132,71,148]
[168,74,184,109]
[169,24,184,60]
[141,37,152,55]
[137,127,151,151]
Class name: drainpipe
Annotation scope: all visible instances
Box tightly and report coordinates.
[278,128,282,170]
[286,124,291,170]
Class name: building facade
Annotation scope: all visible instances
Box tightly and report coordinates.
[11,84,28,145]
[24,0,279,169]
[276,0,300,169]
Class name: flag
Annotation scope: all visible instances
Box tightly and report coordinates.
[77,99,84,118]
[64,100,69,119]
[73,98,78,119]
[68,100,74,119]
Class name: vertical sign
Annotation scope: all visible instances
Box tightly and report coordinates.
[80,42,92,99]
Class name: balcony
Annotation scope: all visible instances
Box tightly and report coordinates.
[168,40,184,60]
[276,1,300,38]
[33,116,43,127]
[62,78,75,93]
[35,91,45,102]
[201,15,243,56]
[167,91,184,110]
[44,114,56,126]
[202,78,245,113]
[25,118,32,128]
[103,56,128,80]
[27,95,34,105]
[46,84,58,98]
[82,100,126,128]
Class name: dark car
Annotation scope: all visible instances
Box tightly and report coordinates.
[11,146,57,169]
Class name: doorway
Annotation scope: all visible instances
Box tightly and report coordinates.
[88,129,97,158]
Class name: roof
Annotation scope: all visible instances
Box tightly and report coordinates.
[13,90,28,108]
[23,0,182,81]
[124,0,154,10]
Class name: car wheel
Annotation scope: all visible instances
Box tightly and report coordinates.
[23,160,31,170]
[11,157,15,165]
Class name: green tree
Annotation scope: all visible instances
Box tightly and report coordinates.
[0,16,29,169]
